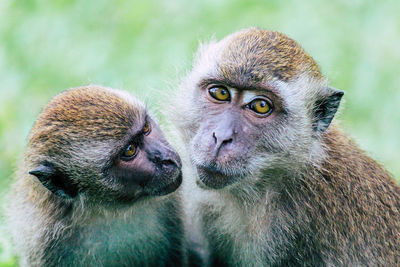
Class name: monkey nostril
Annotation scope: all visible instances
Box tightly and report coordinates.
[160,159,180,175]
[223,138,233,145]
[213,137,233,158]
[161,159,176,167]
[212,132,217,144]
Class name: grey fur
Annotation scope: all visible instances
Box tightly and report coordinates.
[169,29,400,266]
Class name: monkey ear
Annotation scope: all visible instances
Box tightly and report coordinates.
[29,164,78,199]
[312,87,344,132]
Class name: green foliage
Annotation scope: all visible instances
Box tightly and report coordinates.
[0,0,399,264]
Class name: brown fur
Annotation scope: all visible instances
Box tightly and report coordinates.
[264,126,400,266]
[29,86,139,150]
[219,28,322,84]
[23,86,146,205]
[313,127,400,264]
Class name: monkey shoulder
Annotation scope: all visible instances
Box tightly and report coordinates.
[302,127,400,264]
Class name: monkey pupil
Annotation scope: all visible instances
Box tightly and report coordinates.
[124,145,136,157]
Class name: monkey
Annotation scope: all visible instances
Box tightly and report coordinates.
[169,28,400,266]
[6,85,184,267]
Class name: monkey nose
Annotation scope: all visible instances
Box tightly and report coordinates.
[159,154,182,179]
[151,149,182,170]
[212,131,234,158]
[165,150,182,168]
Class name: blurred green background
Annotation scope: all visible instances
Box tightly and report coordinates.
[0,0,399,265]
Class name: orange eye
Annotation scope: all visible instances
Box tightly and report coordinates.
[209,86,230,101]
[249,98,272,115]
[143,121,151,135]
[122,144,137,159]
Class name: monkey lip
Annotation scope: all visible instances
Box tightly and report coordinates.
[196,164,237,189]
[198,164,227,175]
[150,172,183,196]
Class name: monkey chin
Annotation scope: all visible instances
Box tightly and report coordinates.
[143,171,183,197]
[195,165,240,190]
[153,173,183,196]
[117,169,182,203]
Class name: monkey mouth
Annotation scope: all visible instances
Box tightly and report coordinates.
[146,171,183,197]
[196,164,238,189]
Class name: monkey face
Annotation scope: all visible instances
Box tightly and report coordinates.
[188,84,289,189]
[172,28,343,190]
[110,117,182,201]
[27,86,182,203]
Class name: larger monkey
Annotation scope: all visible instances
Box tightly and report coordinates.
[171,28,400,266]
[8,86,184,266]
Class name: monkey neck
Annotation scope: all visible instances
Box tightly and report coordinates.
[22,175,171,229]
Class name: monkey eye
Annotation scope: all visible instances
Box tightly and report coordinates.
[143,121,151,135]
[248,98,272,115]
[208,86,231,101]
[121,144,137,160]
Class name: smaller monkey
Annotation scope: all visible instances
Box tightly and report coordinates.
[7,86,184,267]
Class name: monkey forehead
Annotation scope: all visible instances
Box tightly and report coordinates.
[31,85,146,142]
[212,28,322,85]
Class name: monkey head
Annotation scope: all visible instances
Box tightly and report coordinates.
[27,86,182,203]
[172,28,343,190]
